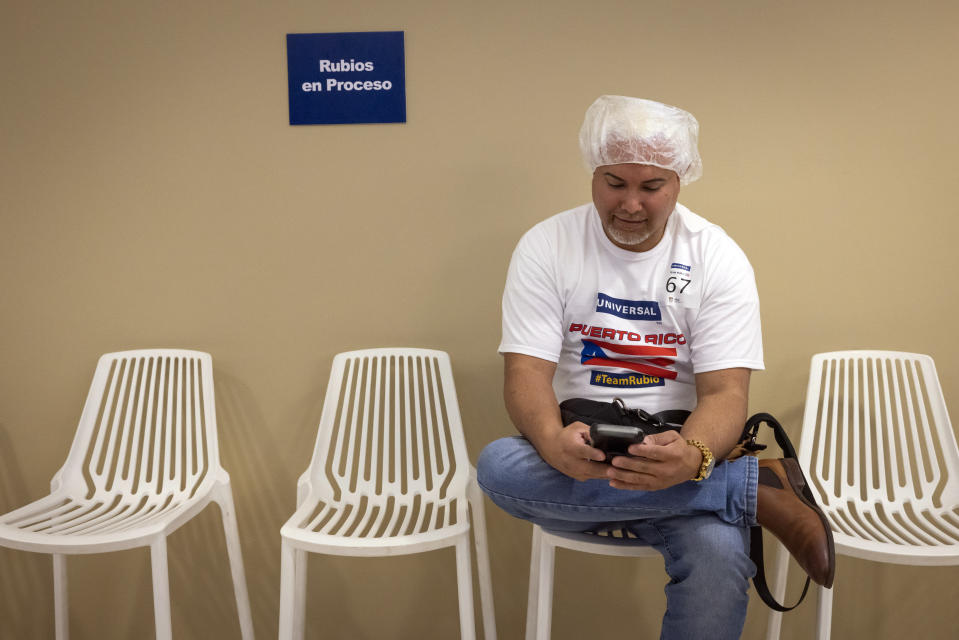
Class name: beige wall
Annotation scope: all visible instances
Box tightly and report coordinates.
[2,0,958,638]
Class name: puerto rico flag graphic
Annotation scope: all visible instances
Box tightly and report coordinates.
[580,339,678,380]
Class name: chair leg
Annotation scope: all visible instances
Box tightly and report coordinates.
[293,549,307,640]
[816,584,834,640]
[535,530,555,640]
[279,540,299,640]
[455,535,477,640]
[150,537,173,640]
[525,527,543,640]
[763,540,791,640]
[215,484,255,640]
[53,553,69,640]
[468,471,497,640]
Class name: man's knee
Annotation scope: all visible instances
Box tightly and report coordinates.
[476,436,529,495]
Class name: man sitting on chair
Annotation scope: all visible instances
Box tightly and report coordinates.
[477,95,834,640]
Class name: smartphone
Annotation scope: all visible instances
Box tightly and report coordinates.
[589,423,646,462]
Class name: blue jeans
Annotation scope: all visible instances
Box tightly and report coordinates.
[477,436,759,640]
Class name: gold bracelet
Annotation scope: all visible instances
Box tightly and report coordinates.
[686,439,715,482]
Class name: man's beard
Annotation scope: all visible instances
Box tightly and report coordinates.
[602,219,652,248]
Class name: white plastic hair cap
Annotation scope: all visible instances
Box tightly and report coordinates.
[579,95,703,185]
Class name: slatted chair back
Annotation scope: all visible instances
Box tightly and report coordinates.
[801,350,959,558]
[58,349,220,502]
[304,348,471,537]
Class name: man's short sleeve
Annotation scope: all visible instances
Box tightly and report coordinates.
[499,227,565,362]
[688,237,764,373]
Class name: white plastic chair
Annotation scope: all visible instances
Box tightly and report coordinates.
[278,348,496,639]
[0,349,254,640]
[765,350,959,640]
[526,525,660,640]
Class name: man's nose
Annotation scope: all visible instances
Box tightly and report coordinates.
[621,193,643,213]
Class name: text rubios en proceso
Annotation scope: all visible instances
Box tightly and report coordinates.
[301,59,393,93]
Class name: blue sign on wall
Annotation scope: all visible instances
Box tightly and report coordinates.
[286,31,406,126]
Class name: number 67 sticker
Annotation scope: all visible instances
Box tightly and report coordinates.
[666,276,691,294]
[665,273,699,308]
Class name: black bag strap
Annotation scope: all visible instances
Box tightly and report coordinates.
[742,412,810,612]
[750,526,810,611]
[651,409,691,429]
[745,412,798,460]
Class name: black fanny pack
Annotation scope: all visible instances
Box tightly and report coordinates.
[560,397,690,435]
[558,396,809,613]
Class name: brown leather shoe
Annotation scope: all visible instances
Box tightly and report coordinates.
[756,458,835,588]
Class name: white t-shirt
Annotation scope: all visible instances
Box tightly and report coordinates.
[500,202,764,414]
